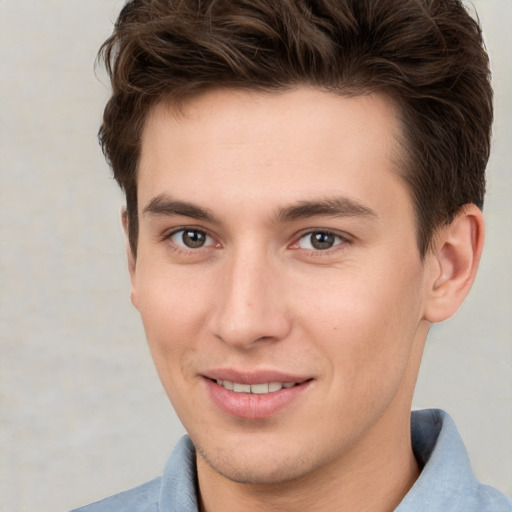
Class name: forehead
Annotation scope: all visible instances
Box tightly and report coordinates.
[138,87,409,220]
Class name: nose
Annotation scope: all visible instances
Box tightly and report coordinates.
[210,249,292,349]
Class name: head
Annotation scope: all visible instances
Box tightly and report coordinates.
[97,0,492,502]
[99,0,492,260]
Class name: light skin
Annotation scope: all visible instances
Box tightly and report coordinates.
[125,87,484,512]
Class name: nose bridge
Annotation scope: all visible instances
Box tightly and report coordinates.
[211,242,290,348]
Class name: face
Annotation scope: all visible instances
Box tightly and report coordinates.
[131,88,433,485]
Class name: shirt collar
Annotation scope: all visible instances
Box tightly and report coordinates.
[158,409,504,511]
[159,434,199,511]
[396,408,479,510]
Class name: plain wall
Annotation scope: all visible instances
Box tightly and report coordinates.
[0,1,510,511]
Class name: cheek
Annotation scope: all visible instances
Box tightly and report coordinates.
[135,258,209,331]
[293,257,424,379]
[134,268,208,377]
[135,274,211,427]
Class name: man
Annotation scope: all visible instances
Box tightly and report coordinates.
[73,0,511,510]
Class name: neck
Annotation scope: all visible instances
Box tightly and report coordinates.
[197,410,420,512]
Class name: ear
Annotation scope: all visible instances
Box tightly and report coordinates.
[423,204,485,323]
[121,208,139,309]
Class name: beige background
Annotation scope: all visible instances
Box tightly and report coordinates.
[0,1,510,511]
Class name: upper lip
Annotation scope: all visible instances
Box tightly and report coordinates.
[203,368,311,385]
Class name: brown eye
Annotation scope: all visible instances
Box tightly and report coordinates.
[170,229,212,249]
[298,231,342,250]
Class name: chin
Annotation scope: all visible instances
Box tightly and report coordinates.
[195,438,319,485]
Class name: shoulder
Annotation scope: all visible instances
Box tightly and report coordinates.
[400,409,512,512]
[69,477,161,512]
[471,483,512,512]
[68,436,199,512]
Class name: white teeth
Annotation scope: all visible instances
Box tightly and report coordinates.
[233,383,251,393]
[268,382,283,392]
[250,383,269,394]
[216,380,298,394]
[215,379,234,390]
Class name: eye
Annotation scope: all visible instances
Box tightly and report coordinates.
[297,231,344,251]
[169,229,214,249]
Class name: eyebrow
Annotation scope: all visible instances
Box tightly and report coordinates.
[275,197,377,223]
[143,194,219,223]
[142,193,377,224]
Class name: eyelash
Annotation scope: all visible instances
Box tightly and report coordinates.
[163,227,350,256]
[163,227,217,253]
[290,230,350,254]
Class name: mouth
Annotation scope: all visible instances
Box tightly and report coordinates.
[203,372,313,420]
[213,379,300,394]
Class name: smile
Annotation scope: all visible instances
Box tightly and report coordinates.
[206,376,312,419]
[215,380,298,394]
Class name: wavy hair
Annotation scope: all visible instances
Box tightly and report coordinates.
[98,0,492,257]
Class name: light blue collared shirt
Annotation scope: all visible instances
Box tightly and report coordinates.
[71,409,512,511]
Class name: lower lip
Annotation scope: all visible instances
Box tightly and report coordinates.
[204,379,311,420]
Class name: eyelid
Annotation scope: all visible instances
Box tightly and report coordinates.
[289,228,351,251]
[163,226,219,250]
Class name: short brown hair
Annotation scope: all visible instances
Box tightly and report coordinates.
[98,0,492,257]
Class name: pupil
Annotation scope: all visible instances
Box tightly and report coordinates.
[183,230,205,248]
[311,232,334,250]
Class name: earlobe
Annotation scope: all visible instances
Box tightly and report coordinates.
[121,208,139,309]
[423,204,485,323]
